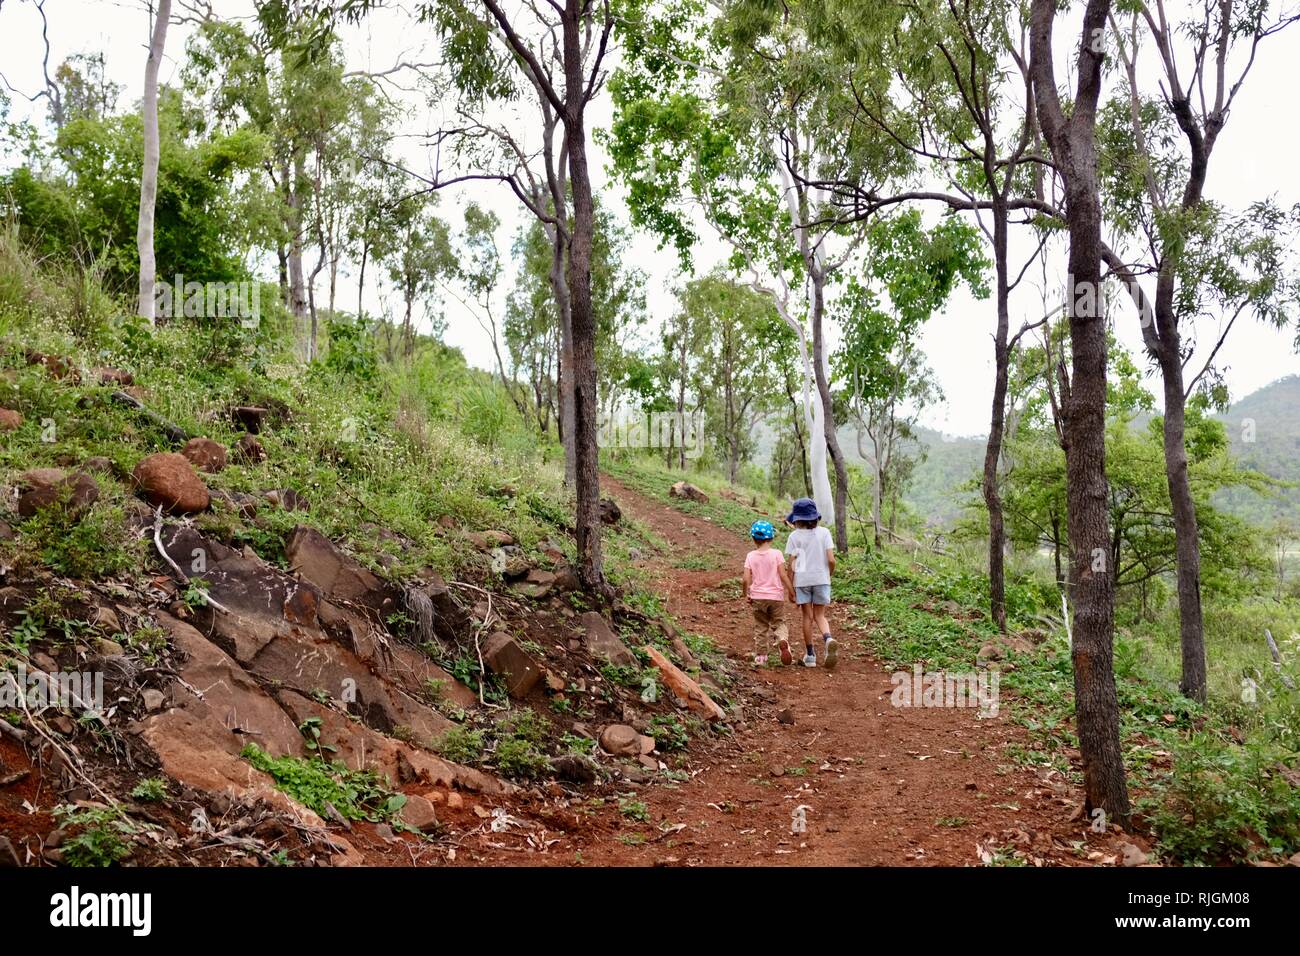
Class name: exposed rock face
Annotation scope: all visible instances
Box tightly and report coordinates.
[581,612,638,669]
[285,525,399,617]
[132,452,210,514]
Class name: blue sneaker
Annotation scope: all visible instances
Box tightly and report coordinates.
[802,652,817,668]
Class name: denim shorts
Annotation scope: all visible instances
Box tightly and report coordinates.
[795,584,831,605]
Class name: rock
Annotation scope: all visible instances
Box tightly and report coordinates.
[481,632,542,699]
[669,481,708,503]
[526,569,557,587]
[599,498,622,524]
[552,566,580,592]
[513,582,551,600]
[210,488,259,519]
[0,408,22,431]
[398,794,439,833]
[91,605,121,634]
[599,724,642,756]
[493,546,532,579]
[550,754,599,784]
[776,707,795,725]
[17,468,100,518]
[0,835,20,867]
[94,637,125,657]
[231,406,268,433]
[232,433,267,464]
[977,643,1004,662]
[24,350,74,379]
[263,488,309,512]
[1119,842,1149,867]
[642,645,726,722]
[639,734,656,755]
[965,780,978,791]
[92,367,133,386]
[132,452,210,514]
[156,613,304,757]
[543,670,566,693]
[637,754,658,770]
[1288,851,1300,867]
[285,525,398,616]
[484,530,514,547]
[0,520,12,540]
[80,456,115,474]
[581,612,638,668]
[670,635,699,670]
[142,688,166,712]
[181,437,228,473]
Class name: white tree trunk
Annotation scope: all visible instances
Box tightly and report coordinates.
[136,0,172,324]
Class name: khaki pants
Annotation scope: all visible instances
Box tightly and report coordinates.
[750,599,789,656]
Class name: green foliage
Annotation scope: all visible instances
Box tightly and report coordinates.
[240,744,407,823]
[130,777,170,802]
[435,726,485,765]
[53,805,136,867]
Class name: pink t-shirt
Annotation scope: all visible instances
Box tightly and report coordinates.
[745,548,786,600]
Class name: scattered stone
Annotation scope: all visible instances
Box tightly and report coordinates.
[0,520,12,540]
[599,498,622,524]
[628,547,643,561]
[776,707,795,725]
[481,632,543,699]
[638,734,656,755]
[0,836,20,867]
[752,685,777,704]
[181,437,228,473]
[90,605,121,633]
[232,433,267,464]
[263,488,309,511]
[965,780,978,791]
[142,688,166,712]
[17,468,99,518]
[599,724,642,756]
[93,637,125,657]
[671,635,699,670]
[526,568,557,587]
[399,794,439,833]
[80,456,115,474]
[581,612,638,668]
[132,452,210,514]
[669,480,708,503]
[550,754,600,784]
[210,488,259,519]
[637,754,658,770]
[446,791,465,810]
[231,406,268,433]
[544,670,566,693]
[0,408,22,431]
[483,530,514,547]
[93,367,133,386]
[977,643,1004,662]
[642,645,727,722]
[1119,842,1149,867]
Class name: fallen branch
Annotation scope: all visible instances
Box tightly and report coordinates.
[109,390,189,445]
[152,508,232,615]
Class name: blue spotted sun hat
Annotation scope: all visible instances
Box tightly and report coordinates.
[750,520,775,541]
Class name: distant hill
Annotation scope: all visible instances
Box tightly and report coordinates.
[1214,374,1300,525]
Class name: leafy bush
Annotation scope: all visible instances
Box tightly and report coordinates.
[240,744,406,823]
[435,726,485,765]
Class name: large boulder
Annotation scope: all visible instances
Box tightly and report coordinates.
[642,645,726,722]
[16,468,99,518]
[669,481,708,503]
[581,612,638,669]
[181,437,228,473]
[132,452,210,514]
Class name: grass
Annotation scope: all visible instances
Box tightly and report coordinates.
[240,744,409,823]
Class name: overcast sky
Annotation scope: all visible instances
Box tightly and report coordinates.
[1,0,1296,436]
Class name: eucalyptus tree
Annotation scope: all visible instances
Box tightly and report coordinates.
[136,0,172,324]
[1097,0,1300,701]
[1028,0,1130,826]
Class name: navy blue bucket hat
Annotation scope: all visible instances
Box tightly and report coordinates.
[787,497,821,523]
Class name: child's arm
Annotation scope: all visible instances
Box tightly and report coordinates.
[825,548,836,576]
[778,559,795,602]
[742,564,753,602]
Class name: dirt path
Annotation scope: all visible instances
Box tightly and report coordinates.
[545,478,1112,866]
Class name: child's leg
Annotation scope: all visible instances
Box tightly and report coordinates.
[751,603,768,660]
[800,601,815,650]
[814,604,831,638]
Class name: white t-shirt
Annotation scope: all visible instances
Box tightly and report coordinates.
[784,526,834,588]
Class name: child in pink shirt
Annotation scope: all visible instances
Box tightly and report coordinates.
[742,520,795,666]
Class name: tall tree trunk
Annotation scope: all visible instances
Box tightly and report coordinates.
[1158,338,1206,700]
[811,273,849,551]
[357,236,368,321]
[983,202,1011,632]
[1030,0,1131,826]
[288,152,308,359]
[563,0,604,594]
[136,0,172,324]
[547,227,577,486]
